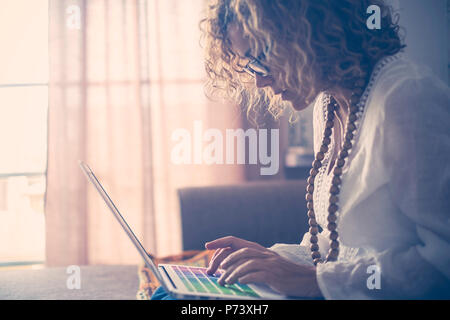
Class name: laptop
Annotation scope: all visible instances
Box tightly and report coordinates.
[79,161,286,300]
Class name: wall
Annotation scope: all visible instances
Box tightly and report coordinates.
[396,0,449,83]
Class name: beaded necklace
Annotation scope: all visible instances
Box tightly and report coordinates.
[306,78,367,266]
[306,54,401,266]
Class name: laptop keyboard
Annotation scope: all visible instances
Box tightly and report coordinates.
[172,265,260,298]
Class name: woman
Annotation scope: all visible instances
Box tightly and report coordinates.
[152,0,450,299]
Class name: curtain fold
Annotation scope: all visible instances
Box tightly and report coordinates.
[46,0,245,266]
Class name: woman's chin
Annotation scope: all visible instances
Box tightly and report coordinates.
[279,90,311,111]
[286,97,310,111]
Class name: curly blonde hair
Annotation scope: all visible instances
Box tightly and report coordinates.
[200,0,405,125]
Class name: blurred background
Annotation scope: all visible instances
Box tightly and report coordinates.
[0,0,448,269]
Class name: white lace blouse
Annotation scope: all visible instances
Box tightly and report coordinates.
[270,54,450,299]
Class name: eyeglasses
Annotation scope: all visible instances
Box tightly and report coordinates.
[242,51,270,78]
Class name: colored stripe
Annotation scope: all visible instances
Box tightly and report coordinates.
[191,269,220,294]
[172,266,194,292]
[183,268,207,293]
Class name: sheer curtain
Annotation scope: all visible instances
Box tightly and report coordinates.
[46,0,245,266]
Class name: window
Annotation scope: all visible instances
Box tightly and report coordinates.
[0,0,48,266]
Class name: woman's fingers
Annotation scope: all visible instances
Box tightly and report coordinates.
[217,256,246,285]
[205,236,244,250]
[205,236,268,277]
[220,247,272,270]
[205,235,266,251]
[206,247,233,275]
[222,259,268,285]
[217,248,273,285]
[210,247,223,261]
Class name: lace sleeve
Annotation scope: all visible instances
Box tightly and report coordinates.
[268,243,314,266]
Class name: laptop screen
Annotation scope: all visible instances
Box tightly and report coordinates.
[78,161,167,288]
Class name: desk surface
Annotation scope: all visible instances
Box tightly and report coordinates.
[0,265,139,300]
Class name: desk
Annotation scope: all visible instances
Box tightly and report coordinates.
[0,265,139,300]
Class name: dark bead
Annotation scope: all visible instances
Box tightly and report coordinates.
[327,104,336,113]
[307,201,314,210]
[338,150,349,159]
[307,210,315,219]
[329,247,340,256]
[309,226,319,235]
[313,258,323,265]
[327,112,335,121]
[328,204,338,214]
[330,185,340,195]
[307,184,314,193]
[343,140,352,150]
[330,231,339,240]
[327,249,339,261]
[327,213,337,223]
[347,123,356,132]
[312,251,321,259]
[349,113,357,122]
[326,120,334,129]
[323,137,331,145]
[336,159,345,168]
[307,176,315,185]
[305,193,313,201]
[327,222,337,231]
[310,235,319,244]
[332,176,342,185]
[324,128,332,137]
[333,167,342,176]
[330,240,339,249]
[312,160,322,169]
[316,152,325,161]
[310,168,318,177]
[329,195,339,204]
[345,132,354,140]
[310,243,319,252]
[308,218,318,227]
[320,144,328,153]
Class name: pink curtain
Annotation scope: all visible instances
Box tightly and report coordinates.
[46,0,245,266]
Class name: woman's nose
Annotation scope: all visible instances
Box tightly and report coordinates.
[255,74,274,88]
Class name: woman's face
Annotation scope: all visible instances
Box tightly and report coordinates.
[227,24,307,110]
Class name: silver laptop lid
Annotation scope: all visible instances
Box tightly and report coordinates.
[78,161,168,290]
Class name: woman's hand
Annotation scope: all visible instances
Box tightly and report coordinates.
[205,236,322,298]
[205,236,266,276]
